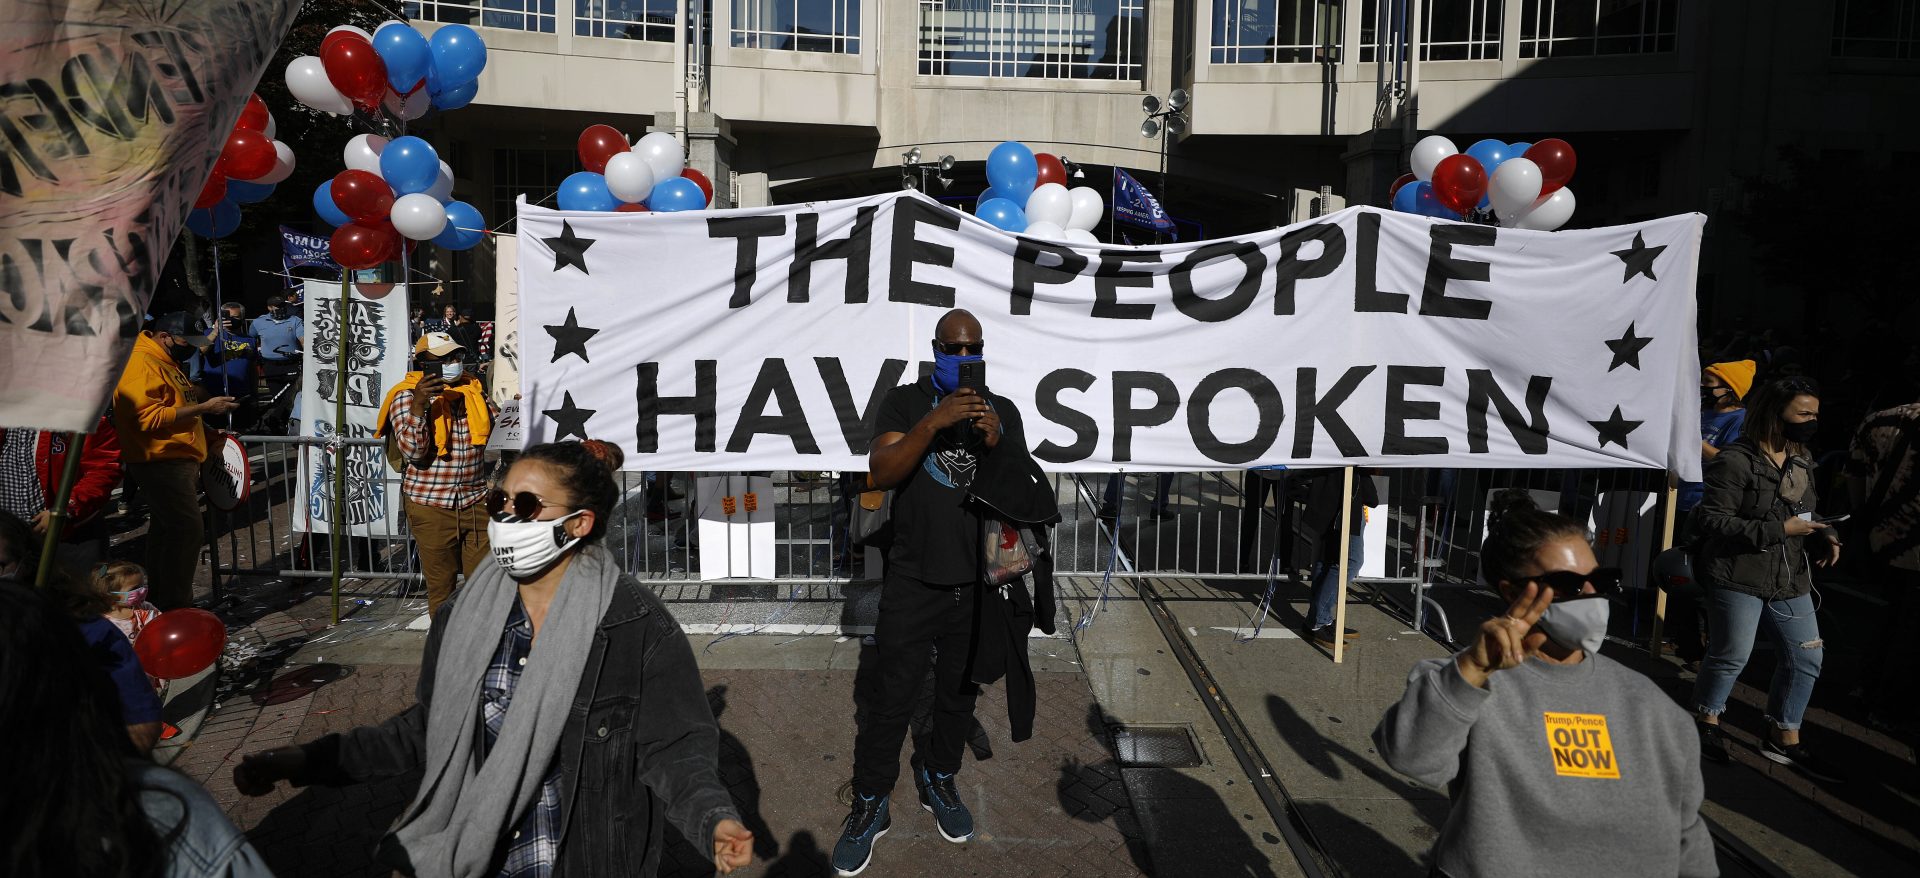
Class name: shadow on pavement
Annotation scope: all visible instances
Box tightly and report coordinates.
[248,769,420,878]
[1265,694,1439,877]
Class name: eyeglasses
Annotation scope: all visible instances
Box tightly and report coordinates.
[933,340,983,355]
[1528,568,1624,600]
[487,489,570,520]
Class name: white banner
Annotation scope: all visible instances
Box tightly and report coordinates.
[490,233,522,406]
[294,281,411,535]
[517,193,1703,478]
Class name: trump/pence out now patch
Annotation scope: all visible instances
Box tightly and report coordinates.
[1543,712,1622,779]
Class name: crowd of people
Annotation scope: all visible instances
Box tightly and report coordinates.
[1,303,1916,878]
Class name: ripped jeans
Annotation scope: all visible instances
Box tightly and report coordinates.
[1693,589,1824,730]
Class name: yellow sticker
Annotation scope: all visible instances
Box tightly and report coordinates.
[1543,712,1621,779]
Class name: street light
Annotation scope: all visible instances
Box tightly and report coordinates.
[900,147,955,192]
[1140,89,1190,239]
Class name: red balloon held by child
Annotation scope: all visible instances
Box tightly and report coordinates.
[132,609,226,680]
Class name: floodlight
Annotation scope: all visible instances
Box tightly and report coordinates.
[1141,94,1160,115]
[1140,118,1160,139]
[1168,88,1189,111]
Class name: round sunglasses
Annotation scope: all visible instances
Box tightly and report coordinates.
[1527,567,1624,600]
[487,489,572,521]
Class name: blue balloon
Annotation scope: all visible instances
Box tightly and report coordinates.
[433,200,485,250]
[1393,181,1458,220]
[974,189,997,211]
[313,180,350,227]
[648,177,707,213]
[227,178,275,204]
[557,172,617,212]
[1464,139,1511,175]
[1509,141,1534,159]
[430,24,488,89]
[985,141,1037,204]
[380,135,441,195]
[976,196,1027,232]
[374,24,433,92]
[209,199,242,237]
[185,207,216,237]
[432,78,478,111]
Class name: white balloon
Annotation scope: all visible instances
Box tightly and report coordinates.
[1023,221,1067,241]
[285,55,351,115]
[384,87,431,121]
[373,20,407,37]
[328,24,373,41]
[263,111,276,140]
[1063,228,1099,245]
[256,141,296,185]
[1410,134,1458,182]
[1066,186,1104,231]
[1025,183,1073,227]
[426,160,454,203]
[390,192,449,240]
[632,131,685,182]
[1488,157,1543,221]
[343,133,388,174]
[1509,186,1576,231]
[603,152,658,204]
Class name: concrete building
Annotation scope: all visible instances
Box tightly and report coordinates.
[408,1,1919,330]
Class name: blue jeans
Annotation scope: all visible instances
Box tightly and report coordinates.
[1308,529,1364,630]
[1692,589,1824,730]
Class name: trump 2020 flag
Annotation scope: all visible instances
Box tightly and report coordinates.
[0,1,302,432]
[1112,167,1176,236]
[281,225,341,277]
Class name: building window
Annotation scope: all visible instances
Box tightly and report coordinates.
[493,148,576,234]
[1833,0,1920,59]
[1359,0,1501,62]
[1210,0,1342,65]
[733,0,861,53]
[404,1,559,33]
[919,0,1146,80]
[576,0,677,41]
[1518,0,1677,58]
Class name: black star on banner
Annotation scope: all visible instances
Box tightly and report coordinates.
[1603,322,1653,372]
[543,391,596,441]
[1589,406,1644,450]
[544,307,600,363]
[543,221,595,275]
[1610,231,1666,283]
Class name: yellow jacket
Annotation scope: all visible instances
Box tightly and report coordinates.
[112,332,208,464]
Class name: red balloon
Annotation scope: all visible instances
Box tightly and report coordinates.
[194,173,227,209]
[235,93,269,132]
[219,129,276,181]
[1387,172,1417,202]
[330,221,396,270]
[1035,153,1067,188]
[680,167,713,205]
[615,202,650,213]
[577,124,627,174]
[132,609,226,680]
[1430,154,1488,215]
[1524,138,1577,195]
[319,29,369,58]
[322,35,388,111]
[330,169,394,223]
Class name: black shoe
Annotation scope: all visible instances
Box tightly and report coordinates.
[914,765,975,842]
[831,793,891,876]
[1310,626,1359,648]
[1697,723,1731,764]
[1761,739,1845,783]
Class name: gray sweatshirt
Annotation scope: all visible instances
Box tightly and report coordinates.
[1373,652,1716,878]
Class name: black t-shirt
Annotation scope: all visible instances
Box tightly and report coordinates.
[871,377,1026,585]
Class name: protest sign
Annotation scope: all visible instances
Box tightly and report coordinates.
[294,281,411,535]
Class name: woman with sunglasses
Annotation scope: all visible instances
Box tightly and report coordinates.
[1691,377,1843,782]
[1375,490,1714,878]
[233,439,755,877]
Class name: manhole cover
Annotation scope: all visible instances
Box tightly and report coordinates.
[1108,724,1203,767]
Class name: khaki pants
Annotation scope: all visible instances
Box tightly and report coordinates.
[125,460,204,610]
[405,497,490,613]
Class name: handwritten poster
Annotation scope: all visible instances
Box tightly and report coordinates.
[294,281,411,536]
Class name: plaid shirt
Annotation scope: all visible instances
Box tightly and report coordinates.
[482,599,564,878]
[391,400,488,509]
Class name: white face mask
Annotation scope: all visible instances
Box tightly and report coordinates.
[440,362,465,381]
[1536,598,1611,657]
[487,511,585,578]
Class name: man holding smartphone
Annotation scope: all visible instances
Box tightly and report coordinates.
[375,332,497,612]
[833,309,1023,876]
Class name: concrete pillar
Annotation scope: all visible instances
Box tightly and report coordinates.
[650,111,737,209]
[1341,129,1406,208]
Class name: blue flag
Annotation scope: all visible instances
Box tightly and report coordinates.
[281,225,341,281]
[1111,168,1176,238]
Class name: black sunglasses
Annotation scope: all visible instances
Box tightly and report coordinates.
[1528,568,1624,600]
[487,489,570,520]
[933,340,983,356]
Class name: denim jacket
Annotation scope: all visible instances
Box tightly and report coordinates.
[130,760,274,877]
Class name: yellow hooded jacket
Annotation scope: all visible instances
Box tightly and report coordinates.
[112,332,209,465]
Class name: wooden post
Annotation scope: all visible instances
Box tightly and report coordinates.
[1650,473,1679,659]
[1332,466,1356,664]
[329,273,352,626]
[32,429,89,588]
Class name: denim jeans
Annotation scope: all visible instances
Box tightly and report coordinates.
[1692,588,1824,730]
[1308,529,1365,631]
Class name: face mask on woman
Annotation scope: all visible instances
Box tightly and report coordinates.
[487,511,584,578]
[1781,419,1818,444]
[1536,598,1610,656]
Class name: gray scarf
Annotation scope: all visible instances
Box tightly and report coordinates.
[388,544,621,878]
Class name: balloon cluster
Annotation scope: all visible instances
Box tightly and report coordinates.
[972,142,1105,244]
[287,22,488,118]
[314,134,484,268]
[557,124,712,213]
[186,94,296,239]
[1392,136,1578,231]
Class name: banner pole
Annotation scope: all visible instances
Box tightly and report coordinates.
[32,429,89,589]
[330,271,352,626]
[1332,466,1356,664]
[1650,473,1678,659]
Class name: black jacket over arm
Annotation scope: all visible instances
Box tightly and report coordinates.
[964,426,1060,743]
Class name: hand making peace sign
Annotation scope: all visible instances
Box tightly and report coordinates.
[1455,582,1555,689]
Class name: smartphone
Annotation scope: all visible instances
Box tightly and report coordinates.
[957,360,986,390]
[1813,513,1850,525]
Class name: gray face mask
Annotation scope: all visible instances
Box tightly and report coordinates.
[1536,598,1610,656]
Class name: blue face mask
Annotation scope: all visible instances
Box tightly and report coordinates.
[931,351,983,396]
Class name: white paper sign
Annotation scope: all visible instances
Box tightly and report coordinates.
[487,400,524,451]
[294,281,411,536]
[696,475,775,579]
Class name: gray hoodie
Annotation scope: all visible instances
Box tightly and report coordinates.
[1374,653,1716,878]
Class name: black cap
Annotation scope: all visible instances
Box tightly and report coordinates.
[148,312,211,345]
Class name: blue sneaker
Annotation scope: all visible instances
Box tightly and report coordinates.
[915,765,974,843]
[831,792,890,876]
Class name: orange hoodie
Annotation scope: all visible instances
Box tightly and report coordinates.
[112,332,208,464]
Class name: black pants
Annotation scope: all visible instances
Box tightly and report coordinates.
[260,358,300,432]
[852,570,979,798]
